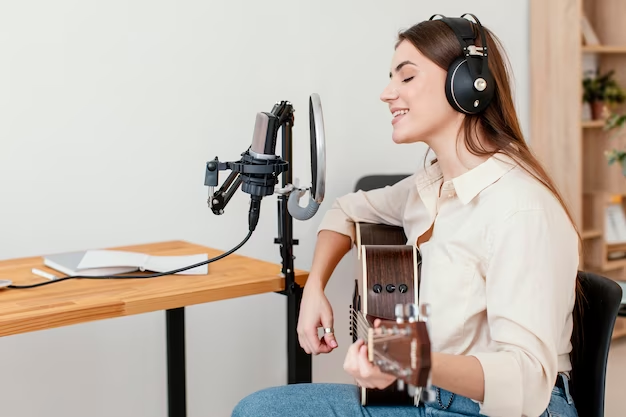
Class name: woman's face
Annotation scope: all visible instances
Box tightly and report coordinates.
[380,40,459,145]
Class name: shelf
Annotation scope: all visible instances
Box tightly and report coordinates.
[608,242,626,252]
[582,120,606,128]
[533,0,626,281]
[602,257,626,272]
[582,228,603,239]
[583,45,626,54]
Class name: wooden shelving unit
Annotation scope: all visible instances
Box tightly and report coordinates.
[582,120,606,129]
[531,0,626,340]
[583,45,626,54]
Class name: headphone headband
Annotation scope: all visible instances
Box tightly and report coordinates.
[427,13,494,114]
[429,13,489,79]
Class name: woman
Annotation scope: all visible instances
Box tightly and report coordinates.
[232,14,580,417]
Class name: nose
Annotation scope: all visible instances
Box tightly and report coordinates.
[380,83,398,103]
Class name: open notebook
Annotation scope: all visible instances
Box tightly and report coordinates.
[43,250,208,277]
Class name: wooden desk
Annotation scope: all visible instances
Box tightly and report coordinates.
[0,240,310,416]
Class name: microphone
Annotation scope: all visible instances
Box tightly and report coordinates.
[244,111,282,197]
[241,111,283,232]
[250,112,280,159]
[204,104,290,232]
[204,95,326,231]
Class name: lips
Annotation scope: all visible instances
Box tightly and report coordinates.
[391,109,409,125]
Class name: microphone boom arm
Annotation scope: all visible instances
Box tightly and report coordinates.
[204,163,242,215]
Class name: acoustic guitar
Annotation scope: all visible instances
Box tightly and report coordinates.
[350,222,433,406]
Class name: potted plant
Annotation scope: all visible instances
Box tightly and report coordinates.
[605,148,626,176]
[583,69,626,120]
[604,113,626,175]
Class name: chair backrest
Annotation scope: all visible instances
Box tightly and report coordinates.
[354,174,410,192]
[570,270,622,417]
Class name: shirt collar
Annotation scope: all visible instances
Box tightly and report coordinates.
[414,153,517,206]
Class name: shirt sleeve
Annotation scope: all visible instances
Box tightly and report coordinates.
[317,175,415,244]
[470,207,579,417]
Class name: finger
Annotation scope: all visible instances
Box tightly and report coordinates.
[357,344,376,378]
[305,327,322,355]
[316,327,335,354]
[297,327,312,354]
[321,314,338,349]
[316,336,334,354]
[347,338,364,357]
[300,337,311,355]
[373,318,383,335]
[344,339,364,374]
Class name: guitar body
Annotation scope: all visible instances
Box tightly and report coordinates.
[350,222,430,407]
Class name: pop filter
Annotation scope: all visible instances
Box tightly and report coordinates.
[287,93,326,220]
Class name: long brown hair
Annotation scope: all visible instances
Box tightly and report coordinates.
[397,19,585,379]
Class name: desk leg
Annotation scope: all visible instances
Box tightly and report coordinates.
[166,307,187,417]
[287,284,312,384]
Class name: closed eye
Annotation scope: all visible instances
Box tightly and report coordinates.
[403,76,414,83]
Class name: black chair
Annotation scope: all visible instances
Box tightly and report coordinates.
[354,175,623,417]
[570,271,622,417]
[354,174,410,193]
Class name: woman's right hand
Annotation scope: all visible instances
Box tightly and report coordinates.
[297,282,338,355]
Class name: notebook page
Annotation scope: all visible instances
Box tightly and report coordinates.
[144,254,208,275]
[77,250,149,270]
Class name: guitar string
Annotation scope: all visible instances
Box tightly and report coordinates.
[350,310,411,343]
[351,311,406,343]
[350,311,372,340]
[351,312,370,331]
[350,309,370,329]
[372,350,405,374]
[350,309,411,374]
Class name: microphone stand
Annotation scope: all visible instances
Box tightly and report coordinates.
[204,101,312,385]
[273,103,312,385]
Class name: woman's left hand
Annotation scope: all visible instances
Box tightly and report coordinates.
[343,337,397,390]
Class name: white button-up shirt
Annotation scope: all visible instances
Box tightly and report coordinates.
[318,154,579,416]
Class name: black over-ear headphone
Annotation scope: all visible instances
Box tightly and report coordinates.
[429,13,494,114]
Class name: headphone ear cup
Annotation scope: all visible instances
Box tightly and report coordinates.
[445,56,495,114]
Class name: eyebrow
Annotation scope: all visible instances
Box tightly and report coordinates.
[389,60,417,78]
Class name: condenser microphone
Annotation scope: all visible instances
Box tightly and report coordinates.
[238,111,285,200]
[241,111,282,232]
[250,112,280,160]
[232,107,291,231]
[204,94,325,231]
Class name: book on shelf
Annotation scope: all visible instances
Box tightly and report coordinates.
[605,203,626,245]
[43,250,208,277]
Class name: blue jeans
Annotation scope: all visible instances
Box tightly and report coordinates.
[232,375,578,416]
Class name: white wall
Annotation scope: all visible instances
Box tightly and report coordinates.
[0,1,529,416]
